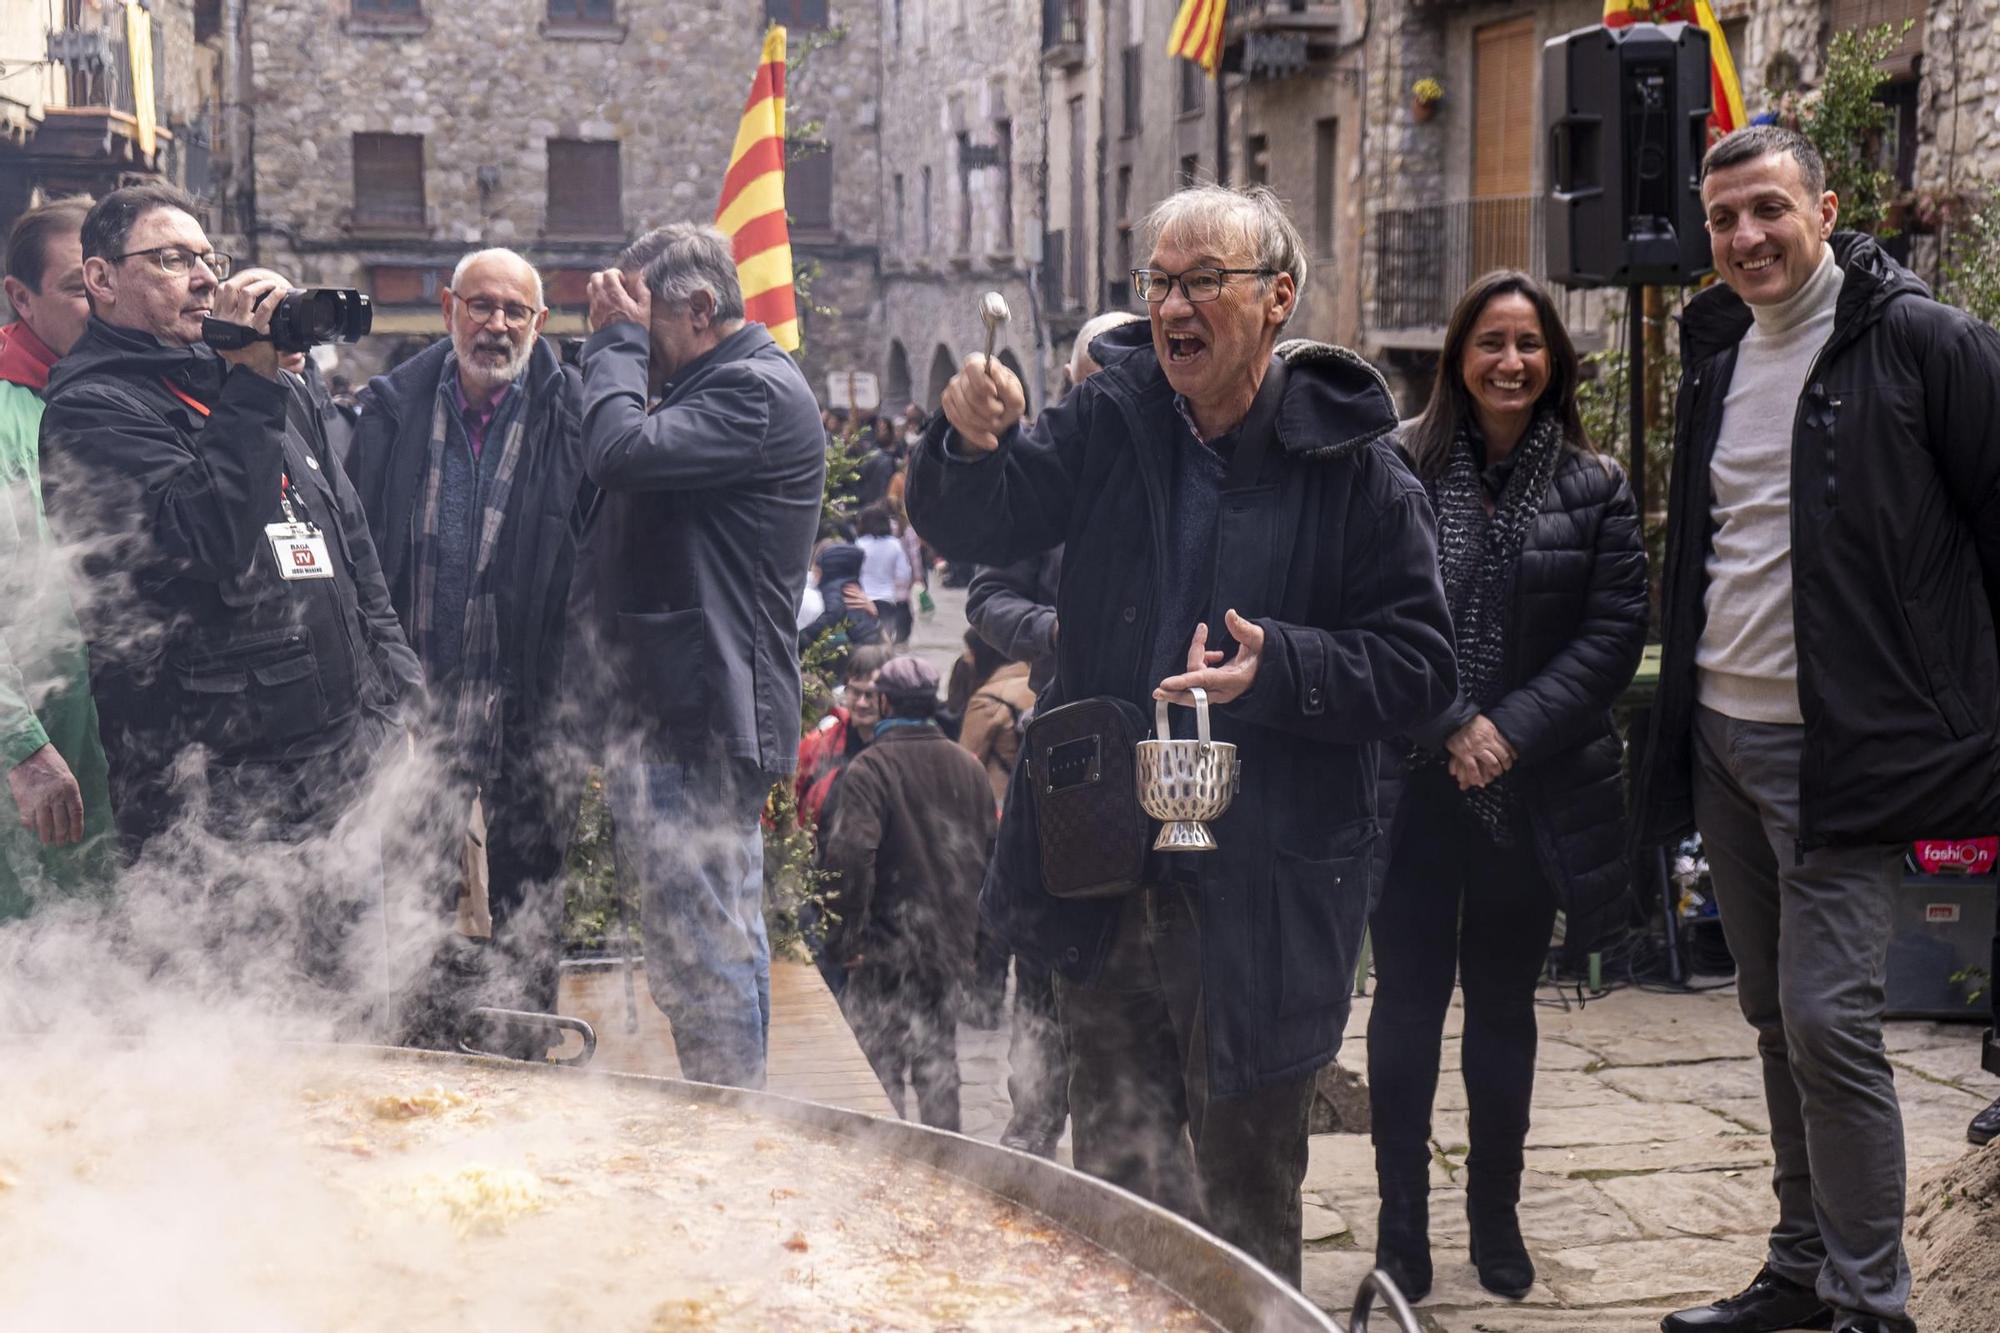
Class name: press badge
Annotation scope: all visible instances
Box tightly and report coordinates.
[266,522,334,580]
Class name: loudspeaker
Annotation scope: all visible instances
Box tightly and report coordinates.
[1544,22,1714,288]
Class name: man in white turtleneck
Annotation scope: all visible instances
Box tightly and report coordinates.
[1645,126,2000,1333]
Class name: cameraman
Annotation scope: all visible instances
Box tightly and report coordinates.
[38,186,420,878]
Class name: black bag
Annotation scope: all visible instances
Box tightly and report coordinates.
[1024,696,1150,899]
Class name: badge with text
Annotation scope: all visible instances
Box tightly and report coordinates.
[265,522,334,581]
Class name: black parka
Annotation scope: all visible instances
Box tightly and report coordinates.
[1389,444,1648,950]
[906,325,1458,1096]
[39,318,421,850]
[1637,233,2000,849]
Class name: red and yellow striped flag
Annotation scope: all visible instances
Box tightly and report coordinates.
[1167,0,1226,78]
[716,25,800,351]
[1603,0,1748,139]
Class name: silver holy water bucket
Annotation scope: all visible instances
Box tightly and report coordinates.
[1135,687,1239,852]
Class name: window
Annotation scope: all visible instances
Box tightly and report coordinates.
[789,140,833,233]
[546,139,622,235]
[764,0,827,29]
[921,166,934,254]
[995,119,1015,251]
[1121,45,1142,138]
[956,132,973,254]
[1068,96,1085,305]
[1112,165,1134,308]
[1472,17,1535,273]
[894,0,904,46]
[1178,56,1203,117]
[352,0,421,15]
[1246,134,1269,188]
[547,0,614,21]
[1178,154,1202,189]
[352,133,425,230]
[893,172,906,251]
[1313,118,1338,259]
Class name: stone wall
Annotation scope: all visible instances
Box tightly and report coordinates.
[241,0,881,388]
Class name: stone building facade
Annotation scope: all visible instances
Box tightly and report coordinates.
[237,0,883,389]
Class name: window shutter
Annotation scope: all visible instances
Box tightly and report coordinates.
[547,139,622,236]
[1828,0,1925,79]
[789,142,834,232]
[352,133,425,229]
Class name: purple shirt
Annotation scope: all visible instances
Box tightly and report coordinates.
[450,376,514,459]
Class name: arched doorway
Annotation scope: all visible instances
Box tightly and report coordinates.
[926,344,958,410]
[885,339,913,413]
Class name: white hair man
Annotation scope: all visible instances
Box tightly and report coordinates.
[577,224,825,1090]
[906,185,1457,1283]
[343,246,594,1048]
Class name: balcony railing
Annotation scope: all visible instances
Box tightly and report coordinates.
[1226,0,1343,28]
[1374,194,1547,331]
[1042,0,1084,52]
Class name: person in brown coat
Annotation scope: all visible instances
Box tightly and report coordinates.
[820,655,998,1129]
[956,632,1036,806]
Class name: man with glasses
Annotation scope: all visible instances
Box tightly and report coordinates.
[906,184,1455,1283]
[36,184,421,995]
[345,247,593,1045]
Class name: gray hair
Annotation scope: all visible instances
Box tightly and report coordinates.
[1143,184,1308,326]
[1069,309,1144,378]
[1701,125,1827,197]
[449,247,544,307]
[619,223,744,322]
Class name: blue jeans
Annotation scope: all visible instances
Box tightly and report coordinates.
[608,759,773,1088]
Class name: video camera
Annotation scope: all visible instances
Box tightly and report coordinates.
[203,288,373,355]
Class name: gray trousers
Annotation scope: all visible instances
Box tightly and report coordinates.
[1691,706,1911,1323]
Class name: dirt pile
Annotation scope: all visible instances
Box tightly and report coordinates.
[1908,1141,2000,1333]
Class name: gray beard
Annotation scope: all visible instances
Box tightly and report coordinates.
[454,336,533,395]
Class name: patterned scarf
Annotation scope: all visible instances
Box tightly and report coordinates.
[410,358,528,781]
[1413,409,1565,844]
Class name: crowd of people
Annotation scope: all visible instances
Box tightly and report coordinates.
[2,123,1999,1333]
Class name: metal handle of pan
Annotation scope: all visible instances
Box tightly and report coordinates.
[1347,1267,1422,1333]
[459,1008,598,1068]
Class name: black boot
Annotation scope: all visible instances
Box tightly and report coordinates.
[1465,1169,1534,1299]
[1373,1158,1432,1304]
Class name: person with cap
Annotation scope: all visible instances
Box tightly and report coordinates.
[817,654,998,1129]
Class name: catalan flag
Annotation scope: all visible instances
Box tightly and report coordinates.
[716,25,800,352]
[1167,0,1226,78]
[1603,0,1748,138]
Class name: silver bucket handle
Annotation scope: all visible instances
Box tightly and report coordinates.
[1153,686,1211,746]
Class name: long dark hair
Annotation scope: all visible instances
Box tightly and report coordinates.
[1402,270,1590,483]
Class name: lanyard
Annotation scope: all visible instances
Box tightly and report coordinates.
[162,376,317,531]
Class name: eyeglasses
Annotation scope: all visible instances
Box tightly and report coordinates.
[450,291,541,328]
[116,246,233,279]
[1130,266,1276,304]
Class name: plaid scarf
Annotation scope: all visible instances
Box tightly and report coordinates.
[1410,409,1565,844]
[410,358,528,781]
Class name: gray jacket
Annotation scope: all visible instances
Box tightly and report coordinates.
[579,321,825,775]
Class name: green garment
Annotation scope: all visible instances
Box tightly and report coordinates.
[0,378,114,913]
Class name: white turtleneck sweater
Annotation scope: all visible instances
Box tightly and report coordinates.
[1696,247,1844,725]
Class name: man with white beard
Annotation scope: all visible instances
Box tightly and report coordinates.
[346,248,595,1044]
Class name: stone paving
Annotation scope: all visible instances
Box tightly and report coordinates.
[953,979,1992,1330]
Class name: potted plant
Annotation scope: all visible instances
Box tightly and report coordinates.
[1411,77,1444,123]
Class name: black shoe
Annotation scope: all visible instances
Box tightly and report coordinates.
[1833,1320,1915,1333]
[1968,1091,2000,1146]
[1373,1163,1432,1304]
[1660,1266,1834,1332]
[1465,1172,1534,1300]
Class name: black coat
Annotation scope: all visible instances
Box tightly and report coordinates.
[1637,234,2000,850]
[39,318,421,848]
[345,337,592,748]
[579,321,825,776]
[906,326,1457,1096]
[966,546,1062,693]
[1388,444,1648,951]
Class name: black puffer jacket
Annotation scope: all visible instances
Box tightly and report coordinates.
[1636,233,2000,849]
[1387,443,1648,950]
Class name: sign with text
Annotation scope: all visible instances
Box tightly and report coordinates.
[826,371,880,413]
[1911,837,1999,876]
